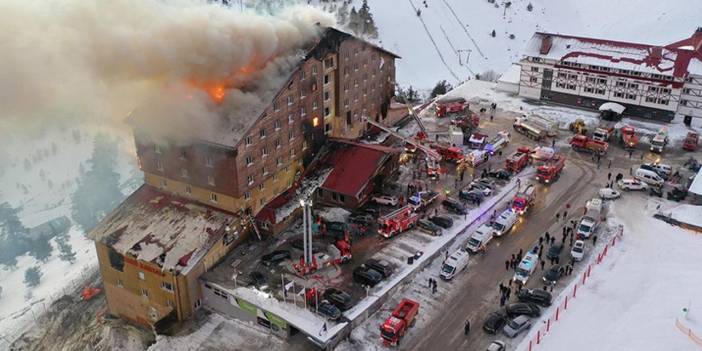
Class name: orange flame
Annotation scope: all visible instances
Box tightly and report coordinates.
[188,64,258,104]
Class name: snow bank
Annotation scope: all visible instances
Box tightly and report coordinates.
[668,204,702,229]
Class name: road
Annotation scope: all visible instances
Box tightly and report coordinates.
[402,105,683,350]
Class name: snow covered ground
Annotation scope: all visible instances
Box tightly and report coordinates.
[0,126,141,342]
[359,0,702,89]
[520,195,702,351]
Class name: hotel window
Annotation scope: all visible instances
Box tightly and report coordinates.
[354,63,358,71]
[344,67,349,76]
[288,130,294,141]
[247,175,254,185]
[262,167,267,176]
[275,119,281,130]
[300,70,306,80]
[210,193,218,203]
[354,79,359,88]
[207,175,215,186]
[244,191,251,200]
[301,106,307,117]
[324,74,330,84]
[261,147,269,157]
[141,288,149,298]
[245,156,253,166]
[312,65,318,75]
[530,77,538,83]
[289,148,295,158]
[324,91,330,101]
[531,67,539,72]
[161,282,174,292]
[259,128,266,139]
[288,114,294,124]
[138,271,145,280]
[645,96,656,103]
[185,185,192,195]
[275,139,281,149]
[116,279,123,288]
[325,107,331,116]
[287,96,293,105]
[325,123,332,134]
[154,144,162,154]
[156,159,164,171]
[205,155,213,168]
[273,102,279,111]
[344,99,349,107]
[258,183,264,191]
[245,136,252,146]
[324,57,334,68]
[180,168,189,178]
[313,100,318,110]
[277,157,283,166]
[159,179,167,188]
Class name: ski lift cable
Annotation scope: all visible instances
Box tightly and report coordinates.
[440,0,487,60]
[439,25,476,76]
[407,0,461,83]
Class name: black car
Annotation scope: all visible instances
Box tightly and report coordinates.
[249,271,267,288]
[483,311,508,334]
[504,302,541,318]
[640,164,668,179]
[365,258,394,278]
[649,186,663,197]
[316,300,342,321]
[429,215,454,229]
[362,207,381,217]
[543,264,565,285]
[323,288,354,311]
[442,198,467,215]
[459,189,484,203]
[353,265,384,287]
[290,238,323,253]
[546,243,564,260]
[667,187,688,201]
[260,250,291,267]
[487,169,512,180]
[517,289,552,307]
[350,214,375,226]
[417,219,442,236]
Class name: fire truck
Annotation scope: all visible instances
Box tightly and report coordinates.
[513,116,547,140]
[436,97,469,118]
[620,125,639,149]
[450,113,480,133]
[570,135,608,155]
[409,191,439,211]
[431,144,465,163]
[377,205,421,238]
[536,154,565,184]
[505,147,531,173]
[592,126,615,142]
[380,298,420,346]
[683,131,698,151]
[293,235,352,275]
[512,184,536,215]
[485,131,510,155]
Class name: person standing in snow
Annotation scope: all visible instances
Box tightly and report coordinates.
[593,234,598,246]
[464,320,471,335]
[505,260,510,270]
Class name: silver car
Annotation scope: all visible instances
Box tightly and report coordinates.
[502,315,531,338]
[487,340,507,351]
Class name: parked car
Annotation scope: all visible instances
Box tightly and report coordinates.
[469,180,495,196]
[418,219,443,236]
[353,265,384,287]
[502,315,532,338]
[618,178,648,191]
[486,340,507,351]
[516,289,552,307]
[571,240,585,261]
[459,189,484,203]
[350,214,374,226]
[326,221,348,235]
[316,300,342,321]
[668,187,688,201]
[483,311,509,334]
[362,207,381,216]
[546,243,564,260]
[372,195,398,206]
[641,163,672,179]
[261,250,291,267]
[505,302,541,318]
[429,215,454,229]
[542,264,565,285]
[291,238,323,253]
[249,271,267,289]
[487,169,512,180]
[442,198,468,215]
[598,187,621,200]
[323,288,354,311]
[365,258,394,278]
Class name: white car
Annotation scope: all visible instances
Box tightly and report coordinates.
[617,178,648,191]
[372,195,398,206]
[571,240,585,261]
[532,146,555,161]
[598,187,621,200]
[487,340,507,351]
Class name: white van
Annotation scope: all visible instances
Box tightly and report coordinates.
[492,209,518,237]
[634,168,664,187]
[440,249,470,280]
[513,252,539,284]
[465,223,494,253]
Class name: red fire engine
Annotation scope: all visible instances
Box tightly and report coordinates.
[436,97,469,118]
[378,205,421,238]
[505,147,531,173]
[570,135,608,155]
[512,184,536,215]
[620,125,639,149]
[683,131,699,151]
[536,154,565,184]
[430,144,464,163]
[380,298,420,346]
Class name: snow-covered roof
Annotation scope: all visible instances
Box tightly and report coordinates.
[689,167,702,196]
[88,185,241,273]
[498,64,522,84]
[599,102,625,114]
[523,31,702,79]
[688,57,702,76]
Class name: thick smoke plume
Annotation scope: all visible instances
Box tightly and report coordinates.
[0,0,335,143]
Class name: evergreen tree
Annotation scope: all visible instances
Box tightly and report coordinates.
[24,266,42,288]
[0,202,30,267]
[348,7,360,34]
[430,80,453,98]
[337,1,349,24]
[28,238,52,262]
[56,235,76,264]
[71,134,125,233]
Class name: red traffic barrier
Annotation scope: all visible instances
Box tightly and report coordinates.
[556,306,560,321]
[564,295,569,310]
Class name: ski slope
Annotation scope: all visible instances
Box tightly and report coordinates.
[362,0,702,89]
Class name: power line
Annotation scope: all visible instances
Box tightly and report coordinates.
[407,0,461,83]
[440,0,487,60]
[439,25,475,76]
